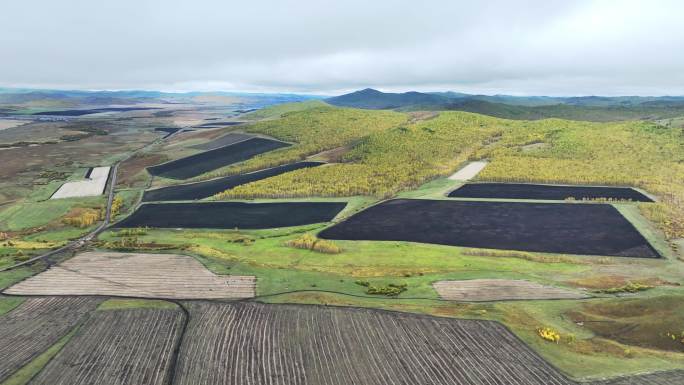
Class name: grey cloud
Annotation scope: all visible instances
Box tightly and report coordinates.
[0,0,682,95]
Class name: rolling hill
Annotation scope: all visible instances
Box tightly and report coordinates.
[326,88,684,121]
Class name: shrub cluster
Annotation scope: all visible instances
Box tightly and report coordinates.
[110,196,124,217]
[62,208,102,228]
[537,327,561,343]
[113,227,149,237]
[355,280,408,296]
[286,234,341,254]
[596,282,654,294]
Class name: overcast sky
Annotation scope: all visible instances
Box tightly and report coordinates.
[1,0,683,96]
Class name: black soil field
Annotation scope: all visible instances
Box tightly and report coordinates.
[190,132,254,151]
[448,183,653,202]
[147,137,290,179]
[114,201,346,229]
[154,127,180,138]
[174,302,574,385]
[319,199,659,258]
[33,107,158,116]
[143,161,324,201]
[0,297,102,382]
[195,121,244,128]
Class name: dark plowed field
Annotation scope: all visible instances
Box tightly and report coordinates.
[0,297,102,382]
[143,162,324,201]
[154,127,181,139]
[115,201,346,229]
[190,132,254,151]
[147,137,290,179]
[174,302,573,385]
[319,199,659,258]
[30,308,184,385]
[448,183,653,202]
[195,121,244,128]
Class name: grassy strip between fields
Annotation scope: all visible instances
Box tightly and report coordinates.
[97,298,178,311]
[0,296,24,316]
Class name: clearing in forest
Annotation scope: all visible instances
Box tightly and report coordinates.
[433,279,588,302]
[4,251,256,299]
[448,161,488,180]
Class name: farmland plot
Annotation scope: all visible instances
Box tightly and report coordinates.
[434,279,588,301]
[147,137,290,179]
[319,199,659,258]
[143,161,324,201]
[30,308,184,385]
[190,132,253,150]
[115,201,346,229]
[0,297,101,382]
[32,107,158,116]
[173,302,574,385]
[51,166,111,199]
[5,251,256,299]
[448,183,653,202]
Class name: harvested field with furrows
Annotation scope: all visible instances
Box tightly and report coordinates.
[143,161,324,201]
[147,137,290,179]
[173,302,574,385]
[30,308,184,385]
[5,251,256,299]
[433,279,588,301]
[0,297,101,382]
[590,370,684,385]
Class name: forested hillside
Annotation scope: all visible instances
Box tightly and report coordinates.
[215,103,684,239]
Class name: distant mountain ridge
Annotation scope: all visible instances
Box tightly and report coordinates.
[0,88,320,110]
[325,88,684,121]
[325,88,448,109]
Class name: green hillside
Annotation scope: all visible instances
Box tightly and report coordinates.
[216,103,684,239]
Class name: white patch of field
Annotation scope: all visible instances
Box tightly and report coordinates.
[433,279,587,301]
[5,251,256,299]
[0,119,27,131]
[448,161,488,181]
[51,166,110,199]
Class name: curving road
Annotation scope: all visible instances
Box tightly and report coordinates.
[0,163,120,272]
[0,124,189,273]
